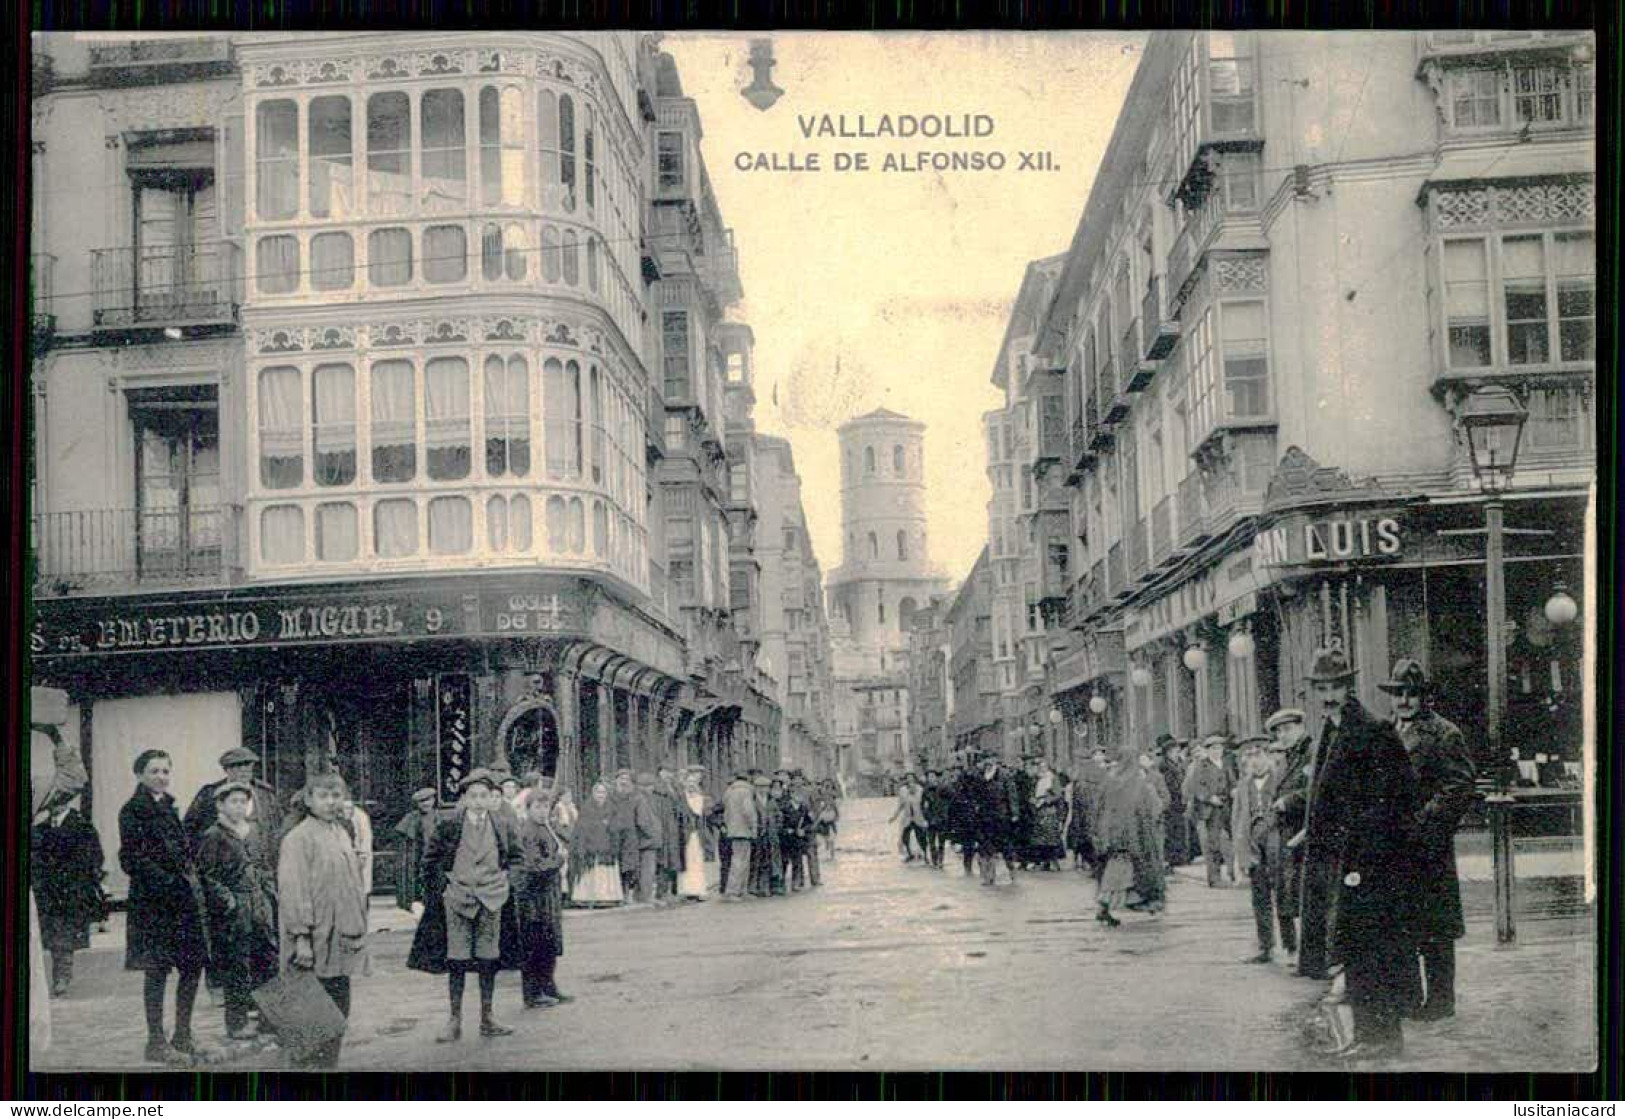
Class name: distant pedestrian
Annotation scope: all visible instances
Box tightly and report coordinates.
[920,770,951,868]
[1182,736,1231,888]
[339,789,374,900]
[972,753,1022,887]
[1231,738,1295,964]
[792,771,823,886]
[1381,658,1475,1022]
[409,769,523,1044]
[278,770,369,1069]
[197,782,280,1040]
[1267,707,1317,976]
[1066,748,1107,873]
[889,773,928,862]
[31,795,104,999]
[515,789,570,1009]
[1093,743,1165,926]
[393,788,441,913]
[608,770,642,897]
[631,772,665,904]
[814,779,840,863]
[947,764,982,875]
[1156,736,1190,867]
[777,772,813,891]
[750,776,786,897]
[721,771,758,900]
[655,766,688,903]
[1029,761,1067,871]
[568,781,625,908]
[677,767,715,900]
[119,749,210,1067]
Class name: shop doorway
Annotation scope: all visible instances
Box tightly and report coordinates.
[501,701,560,781]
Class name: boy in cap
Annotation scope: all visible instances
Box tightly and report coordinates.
[185,747,281,868]
[196,781,279,1041]
[1231,737,1296,964]
[393,788,441,913]
[407,769,523,1044]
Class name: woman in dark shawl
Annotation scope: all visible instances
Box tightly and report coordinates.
[1092,742,1167,926]
[567,781,624,907]
[516,788,570,1007]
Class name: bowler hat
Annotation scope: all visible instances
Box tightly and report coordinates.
[1264,708,1306,733]
[213,780,253,802]
[458,768,500,793]
[1377,658,1431,695]
[1306,645,1357,683]
[412,787,438,806]
[219,747,259,769]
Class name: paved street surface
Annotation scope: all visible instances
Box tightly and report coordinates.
[34,798,1594,1073]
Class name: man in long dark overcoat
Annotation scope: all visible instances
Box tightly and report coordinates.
[973,753,1022,886]
[1381,658,1476,1021]
[1306,646,1420,1061]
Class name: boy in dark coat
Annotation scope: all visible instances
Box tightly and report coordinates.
[776,776,812,891]
[516,789,571,1008]
[392,788,441,912]
[407,769,524,1043]
[749,776,785,897]
[31,796,104,997]
[1182,736,1231,887]
[196,782,280,1040]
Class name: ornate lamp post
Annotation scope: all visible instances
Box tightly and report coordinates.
[1457,383,1528,946]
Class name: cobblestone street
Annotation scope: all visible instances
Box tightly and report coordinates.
[32,798,1594,1073]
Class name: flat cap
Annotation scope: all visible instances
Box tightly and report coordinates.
[458,768,500,793]
[219,747,260,768]
[412,787,439,805]
[1265,708,1306,732]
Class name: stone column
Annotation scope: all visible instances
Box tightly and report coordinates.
[626,691,643,773]
[554,668,579,794]
[597,682,615,776]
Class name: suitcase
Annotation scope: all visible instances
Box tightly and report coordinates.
[251,967,347,1062]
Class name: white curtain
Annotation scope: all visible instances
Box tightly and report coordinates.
[257,236,300,294]
[424,224,467,284]
[510,495,533,552]
[425,357,470,448]
[316,501,358,561]
[260,504,305,564]
[310,232,354,291]
[93,693,242,899]
[428,495,472,555]
[373,498,418,557]
[370,360,416,465]
[368,228,413,287]
[258,366,303,486]
[312,363,356,465]
[486,494,510,552]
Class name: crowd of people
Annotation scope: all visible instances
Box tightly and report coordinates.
[34,744,843,1069]
[889,645,1477,1063]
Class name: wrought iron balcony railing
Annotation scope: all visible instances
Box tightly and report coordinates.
[92,241,241,333]
[33,505,241,597]
[1141,274,1180,360]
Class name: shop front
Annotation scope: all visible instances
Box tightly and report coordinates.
[1050,629,1126,765]
[31,572,696,899]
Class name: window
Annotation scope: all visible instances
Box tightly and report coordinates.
[893,444,906,475]
[310,232,354,290]
[1443,239,1492,368]
[544,357,582,478]
[425,356,471,481]
[1445,63,1594,132]
[657,131,684,189]
[540,225,562,282]
[487,494,533,552]
[420,89,466,208]
[1220,151,1260,212]
[374,498,418,557]
[1503,235,1548,365]
[256,236,299,294]
[366,92,411,216]
[368,227,412,287]
[423,224,467,284]
[1555,232,1595,362]
[308,96,352,219]
[1524,386,1590,451]
[484,354,530,477]
[257,365,302,488]
[478,86,525,207]
[896,530,908,561]
[729,462,748,503]
[481,222,528,281]
[730,568,750,611]
[558,95,577,212]
[1207,32,1255,135]
[583,104,596,214]
[864,446,876,474]
[588,365,605,485]
[256,100,298,220]
[1220,300,1269,417]
[561,230,580,285]
[315,502,358,561]
[370,359,417,483]
[428,495,472,554]
[260,505,304,564]
[311,363,356,486]
[1449,69,1502,129]
[1186,306,1217,443]
[662,311,690,399]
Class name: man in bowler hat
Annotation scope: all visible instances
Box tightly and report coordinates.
[1380,657,1476,1021]
[1304,645,1420,1061]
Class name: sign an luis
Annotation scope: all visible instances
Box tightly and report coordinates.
[1254,512,1404,570]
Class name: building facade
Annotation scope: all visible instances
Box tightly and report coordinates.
[28,32,825,897]
[903,595,953,773]
[1019,30,1592,769]
[946,546,1000,761]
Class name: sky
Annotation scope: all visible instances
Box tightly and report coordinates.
[664,32,1144,588]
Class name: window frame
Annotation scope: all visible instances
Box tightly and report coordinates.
[1434,226,1595,373]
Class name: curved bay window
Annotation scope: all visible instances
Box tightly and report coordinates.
[365,92,411,216]
[483,354,531,477]
[543,356,583,478]
[258,365,303,488]
[425,356,472,481]
[479,85,526,208]
[256,100,298,221]
[420,89,467,211]
[370,359,417,483]
[308,96,353,220]
[311,363,357,486]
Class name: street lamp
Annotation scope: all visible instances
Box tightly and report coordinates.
[1458,383,1528,946]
